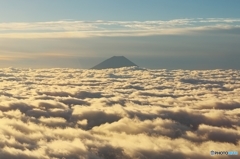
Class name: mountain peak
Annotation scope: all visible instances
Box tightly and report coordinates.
[91,56,138,69]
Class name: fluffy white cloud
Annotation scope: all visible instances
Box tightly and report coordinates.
[0,66,239,158]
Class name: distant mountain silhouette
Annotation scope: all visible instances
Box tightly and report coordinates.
[91,56,138,69]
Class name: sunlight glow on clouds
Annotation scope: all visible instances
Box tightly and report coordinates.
[0,52,81,61]
[0,67,240,158]
[0,18,240,38]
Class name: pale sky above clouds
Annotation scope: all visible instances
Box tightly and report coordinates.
[0,0,240,69]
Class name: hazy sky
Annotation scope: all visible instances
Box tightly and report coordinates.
[0,0,240,69]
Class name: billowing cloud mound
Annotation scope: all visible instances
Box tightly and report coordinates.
[0,67,240,159]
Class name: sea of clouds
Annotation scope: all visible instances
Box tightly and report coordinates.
[0,66,239,159]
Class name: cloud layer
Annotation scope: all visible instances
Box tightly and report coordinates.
[1,18,240,38]
[0,67,240,158]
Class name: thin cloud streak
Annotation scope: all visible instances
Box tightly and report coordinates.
[0,18,240,38]
[0,52,80,61]
[0,26,240,39]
